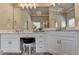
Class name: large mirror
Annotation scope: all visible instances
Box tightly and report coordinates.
[0,3,75,32]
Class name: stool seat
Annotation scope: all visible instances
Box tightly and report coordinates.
[20,37,35,44]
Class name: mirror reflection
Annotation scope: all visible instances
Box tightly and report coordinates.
[0,3,76,32]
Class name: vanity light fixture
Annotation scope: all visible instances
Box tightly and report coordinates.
[19,3,36,9]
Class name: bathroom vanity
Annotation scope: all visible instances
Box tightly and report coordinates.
[0,3,78,55]
[0,31,79,55]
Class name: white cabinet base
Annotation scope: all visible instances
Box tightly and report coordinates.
[48,31,77,55]
[1,33,21,53]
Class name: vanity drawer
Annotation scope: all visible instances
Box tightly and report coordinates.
[19,34,26,37]
[57,32,76,37]
[36,34,46,39]
[36,43,47,48]
[36,39,47,45]
[1,34,19,39]
[19,34,35,37]
[36,45,47,52]
[57,36,76,41]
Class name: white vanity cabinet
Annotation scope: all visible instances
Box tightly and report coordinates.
[1,33,21,53]
[60,32,77,55]
[0,31,78,55]
[48,31,77,55]
[35,33,48,53]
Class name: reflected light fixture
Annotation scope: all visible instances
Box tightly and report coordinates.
[19,3,36,9]
[50,3,61,7]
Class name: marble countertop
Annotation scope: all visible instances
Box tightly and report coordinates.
[0,30,79,34]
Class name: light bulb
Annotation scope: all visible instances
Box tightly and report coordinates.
[29,3,32,9]
[20,3,25,9]
[25,3,28,9]
[33,3,36,9]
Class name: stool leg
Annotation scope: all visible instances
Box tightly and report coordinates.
[23,44,25,54]
[29,45,31,55]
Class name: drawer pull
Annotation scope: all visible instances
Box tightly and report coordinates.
[8,41,12,44]
[39,47,43,48]
[39,41,43,42]
[26,35,29,37]
[57,40,61,44]
[39,35,42,37]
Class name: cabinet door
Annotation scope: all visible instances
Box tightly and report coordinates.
[61,40,76,55]
[1,39,20,53]
[1,34,21,53]
[48,37,61,54]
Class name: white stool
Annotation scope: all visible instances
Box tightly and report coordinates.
[23,43,35,55]
[20,37,35,55]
